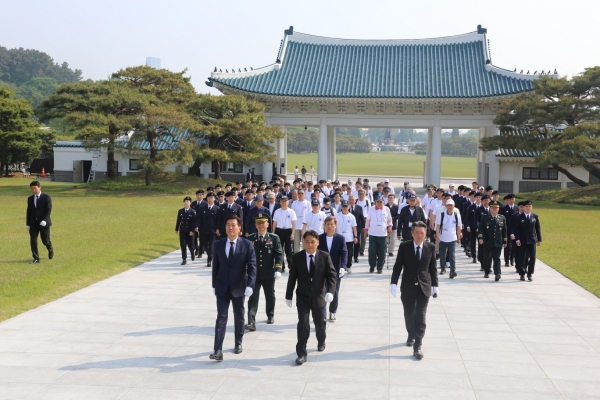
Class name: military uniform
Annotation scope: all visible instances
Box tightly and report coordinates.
[246,214,284,330]
[477,201,508,280]
[176,197,197,265]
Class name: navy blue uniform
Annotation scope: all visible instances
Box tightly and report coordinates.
[513,213,542,277]
[176,207,197,261]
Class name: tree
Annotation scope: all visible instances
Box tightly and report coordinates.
[112,66,198,185]
[0,87,48,176]
[480,67,600,187]
[37,80,148,179]
[0,46,82,86]
[15,77,59,108]
[185,94,284,180]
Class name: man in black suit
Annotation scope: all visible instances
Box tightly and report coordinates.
[240,190,255,229]
[26,181,53,264]
[390,221,438,360]
[210,215,257,361]
[197,192,220,268]
[175,196,197,265]
[191,190,205,257]
[286,230,337,365]
[397,193,426,242]
[500,194,518,267]
[513,200,542,282]
[318,216,348,322]
[348,195,364,263]
[245,168,255,182]
[216,191,244,239]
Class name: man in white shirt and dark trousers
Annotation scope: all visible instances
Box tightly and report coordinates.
[302,199,326,236]
[356,189,371,257]
[291,189,310,252]
[365,196,393,274]
[435,199,462,278]
[272,196,297,273]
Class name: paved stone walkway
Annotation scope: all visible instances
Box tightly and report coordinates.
[2,245,600,399]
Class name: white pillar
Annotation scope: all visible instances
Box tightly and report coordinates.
[424,128,433,186]
[327,126,336,180]
[318,121,328,181]
[487,126,500,190]
[430,124,442,187]
[262,161,272,183]
[513,163,520,194]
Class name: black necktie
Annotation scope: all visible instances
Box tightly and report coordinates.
[309,255,315,279]
[351,206,354,213]
[35,195,39,208]
[416,246,421,261]
[229,241,234,262]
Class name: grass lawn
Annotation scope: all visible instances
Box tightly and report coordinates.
[523,183,600,206]
[1,174,599,323]
[287,152,476,178]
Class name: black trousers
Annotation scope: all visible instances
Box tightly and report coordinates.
[29,226,53,261]
[296,301,326,357]
[517,243,536,276]
[504,240,516,265]
[179,231,194,260]
[354,233,362,259]
[214,288,245,351]
[482,246,503,275]
[275,228,293,270]
[199,232,215,262]
[193,231,200,255]
[368,235,387,271]
[401,285,429,347]
[469,232,477,259]
[345,242,354,269]
[247,278,275,324]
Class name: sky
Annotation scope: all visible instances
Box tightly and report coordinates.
[1,0,599,94]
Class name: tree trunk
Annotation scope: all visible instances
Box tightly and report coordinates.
[550,164,589,187]
[107,136,116,179]
[214,160,221,180]
[582,162,600,181]
[145,133,158,186]
[188,158,202,176]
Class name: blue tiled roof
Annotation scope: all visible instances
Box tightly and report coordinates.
[209,29,535,99]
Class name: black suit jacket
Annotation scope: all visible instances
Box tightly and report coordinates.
[212,237,257,297]
[197,204,220,234]
[513,213,542,244]
[175,208,196,233]
[391,241,438,297]
[397,206,426,240]
[286,250,337,308]
[26,192,52,227]
[217,202,244,235]
[500,204,518,235]
[318,233,348,272]
[349,204,365,231]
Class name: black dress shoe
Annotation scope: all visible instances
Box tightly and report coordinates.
[48,251,54,260]
[504,263,509,267]
[413,348,424,360]
[354,258,359,263]
[495,274,501,281]
[245,323,256,331]
[527,275,533,282]
[207,261,212,268]
[191,254,195,261]
[449,271,457,279]
[480,267,484,271]
[510,261,515,266]
[181,260,187,265]
[234,345,243,354]
[295,356,307,365]
[484,273,489,278]
[369,268,374,273]
[267,317,274,324]
[376,269,382,274]
[209,350,223,360]
[388,253,394,257]
[406,336,415,347]
[30,259,39,264]
[359,252,364,256]
[520,275,526,281]
[317,343,326,352]
[440,268,446,275]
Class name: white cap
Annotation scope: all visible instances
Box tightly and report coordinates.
[446,199,455,205]
[449,183,455,187]
[384,178,390,183]
[348,179,352,183]
[327,179,332,183]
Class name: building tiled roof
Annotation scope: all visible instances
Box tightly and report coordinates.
[209,27,536,99]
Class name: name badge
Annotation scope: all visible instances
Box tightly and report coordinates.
[377,222,383,226]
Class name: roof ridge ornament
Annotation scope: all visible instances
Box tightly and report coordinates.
[477,25,487,34]
[285,26,294,35]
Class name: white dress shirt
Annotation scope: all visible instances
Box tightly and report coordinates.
[273,208,297,229]
[225,237,238,255]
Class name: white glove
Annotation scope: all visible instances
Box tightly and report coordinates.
[339,268,346,278]
[39,221,47,227]
[286,299,293,308]
[390,284,397,297]
[432,286,439,298]
[26,226,30,231]
[244,287,253,297]
[324,293,333,303]
[274,271,281,280]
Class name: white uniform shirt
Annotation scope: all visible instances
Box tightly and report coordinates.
[303,210,326,235]
[356,199,371,219]
[436,211,463,243]
[336,212,357,242]
[273,208,297,229]
[291,199,310,228]
[365,206,392,237]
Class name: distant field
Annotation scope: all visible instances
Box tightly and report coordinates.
[287,152,476,178]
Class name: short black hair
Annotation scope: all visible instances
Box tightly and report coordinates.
[302,230,319,240]
[225,215,242,227]
[30,181,40,187]
[412,221,427,231]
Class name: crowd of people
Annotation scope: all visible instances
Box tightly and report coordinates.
[174,175,542,363]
